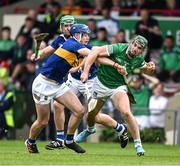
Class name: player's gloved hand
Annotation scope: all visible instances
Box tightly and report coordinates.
[113,63,127,76]
[69,66,80,73]
[81,72,88,83]
[30,53,41,61]
[146,61,155,72]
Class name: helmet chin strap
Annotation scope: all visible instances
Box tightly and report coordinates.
[73,33,82,42]
[79,33,83,42]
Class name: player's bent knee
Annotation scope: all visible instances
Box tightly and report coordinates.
[74,107,85,118]
[38,120,49,127]
[121,110,132,119]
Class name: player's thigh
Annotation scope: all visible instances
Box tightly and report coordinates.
[111,91,131,114]
[66,74,80,96]
[55,89,84,115]
[32,74,63,105]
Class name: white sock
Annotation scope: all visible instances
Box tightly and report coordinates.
[134,139,142,148]
[87,125,96,132]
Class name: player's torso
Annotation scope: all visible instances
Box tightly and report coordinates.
[40,38,85,84]
[98,44,144,88]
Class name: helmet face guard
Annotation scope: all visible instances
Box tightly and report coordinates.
[128,35,148,57]
[132,35,148,49]
[59,15,76,31]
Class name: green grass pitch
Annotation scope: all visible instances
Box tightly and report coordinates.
[0,141,180,165]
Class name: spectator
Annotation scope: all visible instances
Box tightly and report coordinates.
[135,7,163,62]
[61,0,81,15]
[39,0,58,14]
[90,28,109,46]
[130,73,159,130]
[93,0,104,15]
[0,67,16,139]
[130,74,151,130]
[0,26,15,69]
[87,18,98,40]
[157,35,180,83]
[120,0,139,15]
[110,0,120,19]
[16,17,35,40]
[116,29,127,43]
[76,0,92,15]
[97,7,119,37]
[44,1,61,40]
[11,34,30,68]
[11,49,36,91]
[109,36,119,44]
[27,9,46,33]
[143,0,167,10]
[149,83,168,129]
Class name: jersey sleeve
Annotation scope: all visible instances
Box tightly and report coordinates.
[136,56,146,68]
[50,36,64,49]
[106,43,127,56]
[85,44,93,50]
[71,41,86,52]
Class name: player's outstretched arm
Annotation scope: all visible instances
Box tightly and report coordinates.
[81,46,109,82]
[96,57,127,76]
[31,46,55,61]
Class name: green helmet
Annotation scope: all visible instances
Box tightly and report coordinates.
[60,15,76,26]
[132,35,148,49]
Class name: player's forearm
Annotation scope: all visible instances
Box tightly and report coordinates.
[39,46,55,58]
[96,57,115,67]
[83,51,98,74]
[141,73,159,85]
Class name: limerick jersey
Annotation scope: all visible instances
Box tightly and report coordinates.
[97,43,146,88]
[40,37,86,84]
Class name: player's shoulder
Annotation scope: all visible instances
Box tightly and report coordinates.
[51,34,66,45]
[85,44,92,50]
[62,37,85,51]
[110,43,128,53]
[57,34,66,42]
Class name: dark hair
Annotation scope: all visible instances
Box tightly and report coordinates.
[98,27,107,33]
[51,1,61,9]
[88,18,96,23]
[25,17,33,22]
[118,29,125,33]
[17,33,27,39]
[1,26,11,32]
[165,35,174,41]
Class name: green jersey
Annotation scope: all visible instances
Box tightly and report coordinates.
[159,46,180,71]
[97,43,145,88]
[131,85,151,116]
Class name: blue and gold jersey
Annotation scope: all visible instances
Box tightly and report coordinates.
[50,34,66,49]
[40,38,86,84]
[71,44,97,80]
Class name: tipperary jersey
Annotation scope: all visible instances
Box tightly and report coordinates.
[40,37,86,84]
[71,44,97,80]
[50,34,67,49]
[36,34,67,75]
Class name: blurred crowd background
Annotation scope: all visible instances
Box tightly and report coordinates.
[0,0,180,144]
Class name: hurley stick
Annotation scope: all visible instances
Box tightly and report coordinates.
[33,33,49,58]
